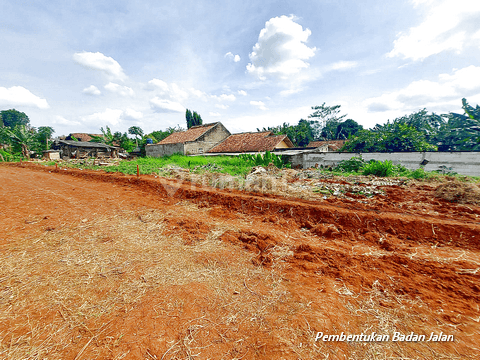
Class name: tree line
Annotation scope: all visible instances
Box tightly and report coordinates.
[1,99,479,160]
[260,99,480,152]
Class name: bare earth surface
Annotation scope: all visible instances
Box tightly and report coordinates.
[0,163,479,359]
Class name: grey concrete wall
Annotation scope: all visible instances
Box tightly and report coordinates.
[288,151,480,176]
[145,143,185,157]
[185,124,231,155]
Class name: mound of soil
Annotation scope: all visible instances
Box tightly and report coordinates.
[435,181,480,205]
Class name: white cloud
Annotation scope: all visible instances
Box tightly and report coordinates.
[215,104,229,110]
[250,100,268,111]
[73,52,127,81]
[82,108,124,126]
[326,61,358,71]
[150,97,185,113]
[82,85,101,96]
[238,90,248,96]
[189,87,207,100]
[247,15,316,80]
[104,82,135,97]
[225,52,241,62]
[146,79,169,92]
[146,79,189,102]
[388,0,480,61]
[123,108,143,121]
[209,112,221,117]
[211,94,236,102]
[0,86,49,109]
[52,115,81,126]
[362,65,480,114]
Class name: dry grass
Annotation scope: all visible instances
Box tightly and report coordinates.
[0,205,314,359]
[434,181,480,205]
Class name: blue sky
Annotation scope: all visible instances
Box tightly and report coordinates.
[1,0,480,136]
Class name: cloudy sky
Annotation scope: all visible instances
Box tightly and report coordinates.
[1,0,480,136]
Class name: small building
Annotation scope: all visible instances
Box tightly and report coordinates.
[208,131,294,154]
[42,150,61,160]
[51,140,119,159]
[146,122,231,157]
[307,140,346,152]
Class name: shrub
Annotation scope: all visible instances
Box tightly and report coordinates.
[410,168,428,179]
[239,151,287,168]
[362,160,394,177]
[335,157,366,172]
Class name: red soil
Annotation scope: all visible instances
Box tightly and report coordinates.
[1,163,479,359]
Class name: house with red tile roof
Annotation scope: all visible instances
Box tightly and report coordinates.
[307,140,346,152]
[146,122,231,157]
[208,131,294,154]
[66,133,103,142]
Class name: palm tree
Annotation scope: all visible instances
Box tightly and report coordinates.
[5,125,36,158]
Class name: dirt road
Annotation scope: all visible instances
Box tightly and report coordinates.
[1,163,479,359]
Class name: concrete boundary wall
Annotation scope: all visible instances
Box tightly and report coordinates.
[145,143,184,157]
[288,151,480,176]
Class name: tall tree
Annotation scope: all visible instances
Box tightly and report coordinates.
[128,126,144,146]
[186,109,193,129]
[308,103,346,138]
[0,109,30,128]
[335,119,363,139]
[186,109,203,128]
[35,126,55,151]
[192,111,203,127]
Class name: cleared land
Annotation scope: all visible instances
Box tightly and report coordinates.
[0,163,479,359]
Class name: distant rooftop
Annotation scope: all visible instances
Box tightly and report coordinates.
[209,131,294,153]
[157,123,218,145]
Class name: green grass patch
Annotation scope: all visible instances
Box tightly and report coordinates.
[51,154,256,177]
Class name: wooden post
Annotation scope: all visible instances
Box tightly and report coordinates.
[55,163,58,171]
[137,164,140,177]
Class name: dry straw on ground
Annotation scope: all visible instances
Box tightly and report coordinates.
[434,181,480,205]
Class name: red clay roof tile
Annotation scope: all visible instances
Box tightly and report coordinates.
[157,123,217,144]
[209,132,293,153]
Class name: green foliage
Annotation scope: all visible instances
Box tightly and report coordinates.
[362,160,394,177]
[342,115,437,152]
[186,109,203,129]
[148,126,183,143]
[128,126,144,142]
[335,157,366,172]
[0,149,24,162]
[410,168,429,179]
[260,119,315,147]
[436,98,480,151]
[239,151,287,168]
[35,126,55,152]
[4,125,37,158]
[0,109,30,128]
[335,119,363,140]
[70,135,79,141]
[320,118,363,140]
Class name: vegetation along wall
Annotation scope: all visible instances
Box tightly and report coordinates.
[289,151,480,176]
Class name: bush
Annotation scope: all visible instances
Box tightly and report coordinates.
[335,157,366,172]
[362,160,394,177]
[0,149,23,162]
[410,168,428,179]
[239,151,287,168]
